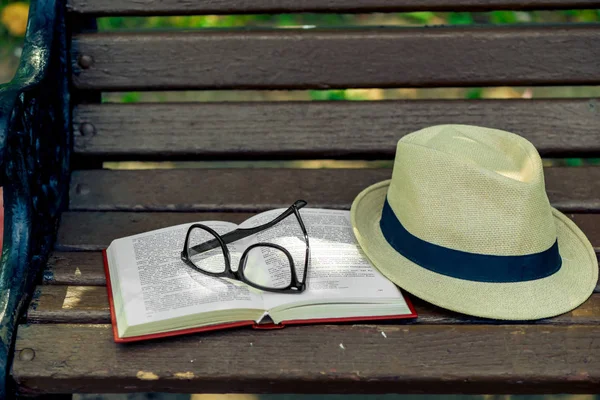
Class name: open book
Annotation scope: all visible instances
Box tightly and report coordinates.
[104,208,416,342]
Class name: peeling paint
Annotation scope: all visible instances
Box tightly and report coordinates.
[42,269,54,283]
[136,371,159,380]
[62,286,96,309]
[174,371,195,379]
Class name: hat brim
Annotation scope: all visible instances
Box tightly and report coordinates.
[351,180,598,320]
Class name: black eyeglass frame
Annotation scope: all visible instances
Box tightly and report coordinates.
[181,200,310,294]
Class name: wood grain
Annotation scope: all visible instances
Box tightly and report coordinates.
[13,324,600,394]
[68,168,600,212]
[71,26,600,90]
[41,249,600,290]
[28,286,109,324]
[56,212,254,251]
[68,169,390,212]
[25,285,600,325]
[44,252,106,286]
[67,0,600,15]
[56,212,600,251]
[73,100,600,159]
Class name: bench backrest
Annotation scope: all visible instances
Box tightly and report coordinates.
[63,1,600,219]
[68,1,600,164]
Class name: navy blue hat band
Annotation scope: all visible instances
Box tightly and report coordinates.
[380,199,562,283]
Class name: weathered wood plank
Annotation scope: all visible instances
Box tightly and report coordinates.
[546,168,600,212]
[56,212,600,251]
[569,214,600,251]
[69,169,390,212]
[43,247,600,290]
[13,324,600,394]
[29,286,109,324]
[68,168,600,212]
[73,100,600,159]
[56,212,254,251]
[25,285,600,325]
[71,26,600,90]
[44,252,106,286]
[67,0,600,15]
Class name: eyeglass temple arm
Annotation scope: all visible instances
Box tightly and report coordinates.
[189,200,307,255]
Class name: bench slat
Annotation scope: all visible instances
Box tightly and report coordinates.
[56,212,600,251]
[72,26,600,91]
[44,251,600,289]
[69,169,390,212]
[13,324,600,394]
[69,168,600,212]
[44,252,107,286]
[73,100,600,159]
[56,212,254,251]
[26,285,600,325]
[29,286,110,324]
[67,0,600,16]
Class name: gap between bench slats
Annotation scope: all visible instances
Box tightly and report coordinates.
[69,168,600,213]
[71,26,600,91]
[25,284,600,325]
[73,100,600,159]
[12,324,600,394]
[66,0,600,15]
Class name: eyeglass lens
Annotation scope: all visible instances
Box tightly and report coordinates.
[241,211,307,283]
[186,227,227,274]
[241,245,293,289]
[187,210,307,291]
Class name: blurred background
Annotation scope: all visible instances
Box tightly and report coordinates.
[2,2,600,399]
[3,2,600,168]
[3,3,600,102]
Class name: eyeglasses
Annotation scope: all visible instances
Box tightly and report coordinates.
[181,200,310,294]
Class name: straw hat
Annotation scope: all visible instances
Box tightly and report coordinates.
[351,125,597,320]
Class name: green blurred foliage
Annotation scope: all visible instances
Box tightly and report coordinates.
[566,158,584,167]
[404,12,437,24]
[447,12,474,25]
[465,89,484,100]
[0,0,29,83]
[96,9,600,32]
[490,11,521,24]
[309,90,347,101]
[119,92,141,103]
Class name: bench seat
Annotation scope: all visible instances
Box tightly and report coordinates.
[12,168,600,395]
[3,0,600,396]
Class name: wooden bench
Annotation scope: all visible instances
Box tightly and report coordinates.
[2,0,600,397]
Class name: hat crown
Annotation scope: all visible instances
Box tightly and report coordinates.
[387,125,556,256]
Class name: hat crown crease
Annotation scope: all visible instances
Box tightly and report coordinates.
[387,124,557,257]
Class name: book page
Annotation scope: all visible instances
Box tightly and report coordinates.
[108,221,264,328]
[237,208,404,311]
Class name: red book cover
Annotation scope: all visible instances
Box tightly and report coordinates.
[103,250,418,343]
